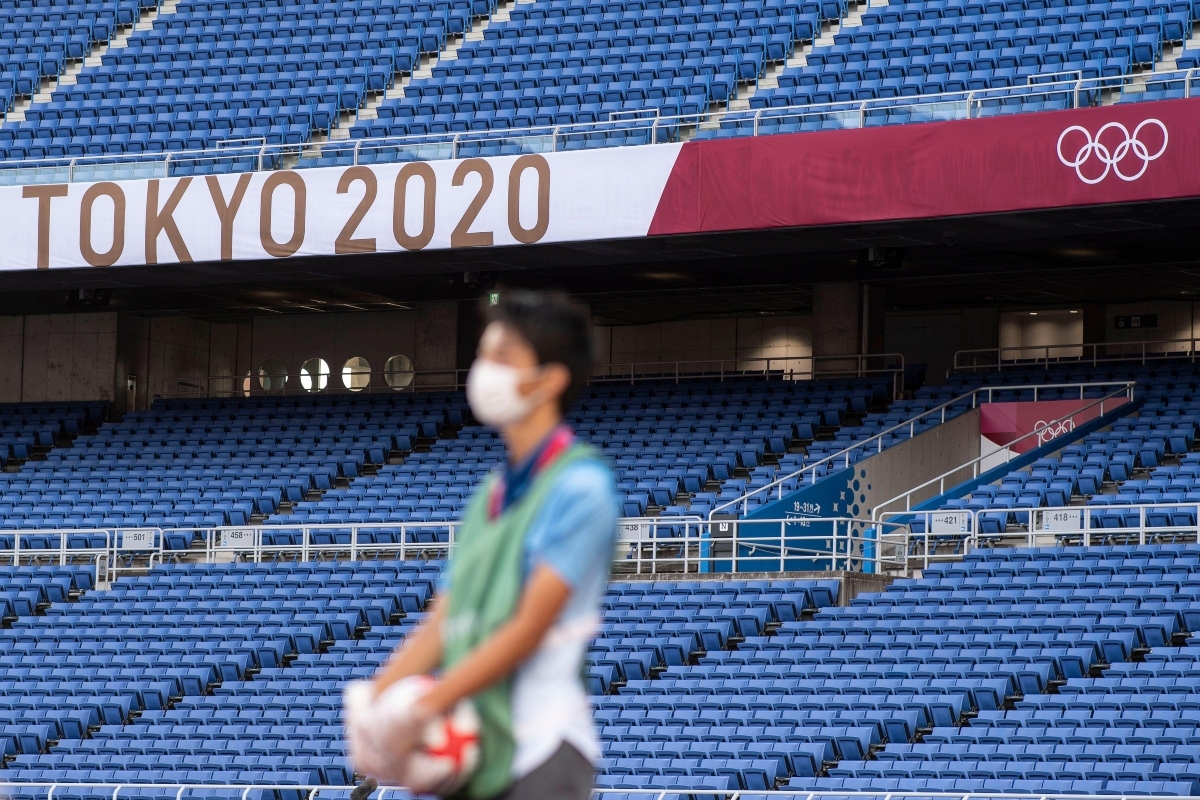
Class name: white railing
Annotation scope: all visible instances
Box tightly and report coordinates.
[880,501,1200,571]
[0,518,909,578]
[870,383,1136,521]
[0,529,115,587]
[590,353,904,394]
[1,69,1181,188]
[954,336,1200,372]
[612,516,908,575]
[0,786,1195,800]
[198,517,900,575]
[712,381,1135,518]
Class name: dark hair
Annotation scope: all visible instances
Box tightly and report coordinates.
[485,290,592,412]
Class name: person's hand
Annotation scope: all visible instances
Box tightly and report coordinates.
[368,694,437,783]
[344,678,439,785]
[344,681,387,777]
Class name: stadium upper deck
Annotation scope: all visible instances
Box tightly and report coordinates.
[0,0,1194,175]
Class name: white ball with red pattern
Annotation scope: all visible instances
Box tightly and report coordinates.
[377,675,481,795]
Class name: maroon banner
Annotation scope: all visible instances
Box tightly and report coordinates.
[648,98,1198,235]
[980,397,1129,454]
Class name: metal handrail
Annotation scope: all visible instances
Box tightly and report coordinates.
[0,68,1165,185]
[954,336,1200,372]
[0,528,112,586]
[880,500,1200,571]
[4,503,1196,584]
[870,383,1136,520]
[2,517,893,576]
[589,353,905,390]
[712,381,1134,519]
[191,517,902,574]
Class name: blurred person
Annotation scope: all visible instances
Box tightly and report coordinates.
[355,290,618,800]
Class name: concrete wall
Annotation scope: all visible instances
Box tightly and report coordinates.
[15,313,119,403]
[117,316,250,409]
[0,303,459,410]
[0,318,24,404]
[595,315,813,374]
[414,303,459,386]
[1105,300,1196,346]
[999,310,1084,358]
[862,406,982,518]
[885,309,999,385]
[249,303,457,393]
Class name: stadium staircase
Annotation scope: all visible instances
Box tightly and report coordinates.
[907,361,1200,550]
[300,0,522,163]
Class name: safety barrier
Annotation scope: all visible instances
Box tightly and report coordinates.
[0,518,910,578]
[0,529,114,586]
[954,335,1200,372]
[879,502,1200,570]
[189,517,901,575]
[590,354,904,395]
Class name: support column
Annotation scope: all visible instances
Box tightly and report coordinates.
[813,282,885,376]
[1083,303,1106,345]
[456,299,485,373]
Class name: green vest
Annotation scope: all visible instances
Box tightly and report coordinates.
[442,443,596,799]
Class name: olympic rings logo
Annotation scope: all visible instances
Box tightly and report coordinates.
[1034,418,1074,444]
[1056,119,1168,184]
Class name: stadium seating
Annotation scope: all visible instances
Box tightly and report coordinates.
[917,361,1200,543]
[703,0,1192,137]
[0,560,435,787]
[266,376,911,538]
[0,392,461,553]
[0,0,153,118]
[782,546,1200,796]
[1,0,1194,173]
[0,402,105,466]
[0,363,1157,560]
[4,544,1197,796]
[0,374,951,557]
[0,0,478,170]
[317,0,830,163]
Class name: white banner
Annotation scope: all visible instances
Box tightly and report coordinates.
[0,144,683,271]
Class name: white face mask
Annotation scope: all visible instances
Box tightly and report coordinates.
[466,359,545,428]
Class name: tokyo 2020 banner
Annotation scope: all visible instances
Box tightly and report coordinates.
[0,97,1197,271]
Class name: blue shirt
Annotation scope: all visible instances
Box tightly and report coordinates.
[440,434,619,775]
[440,432,619,602]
